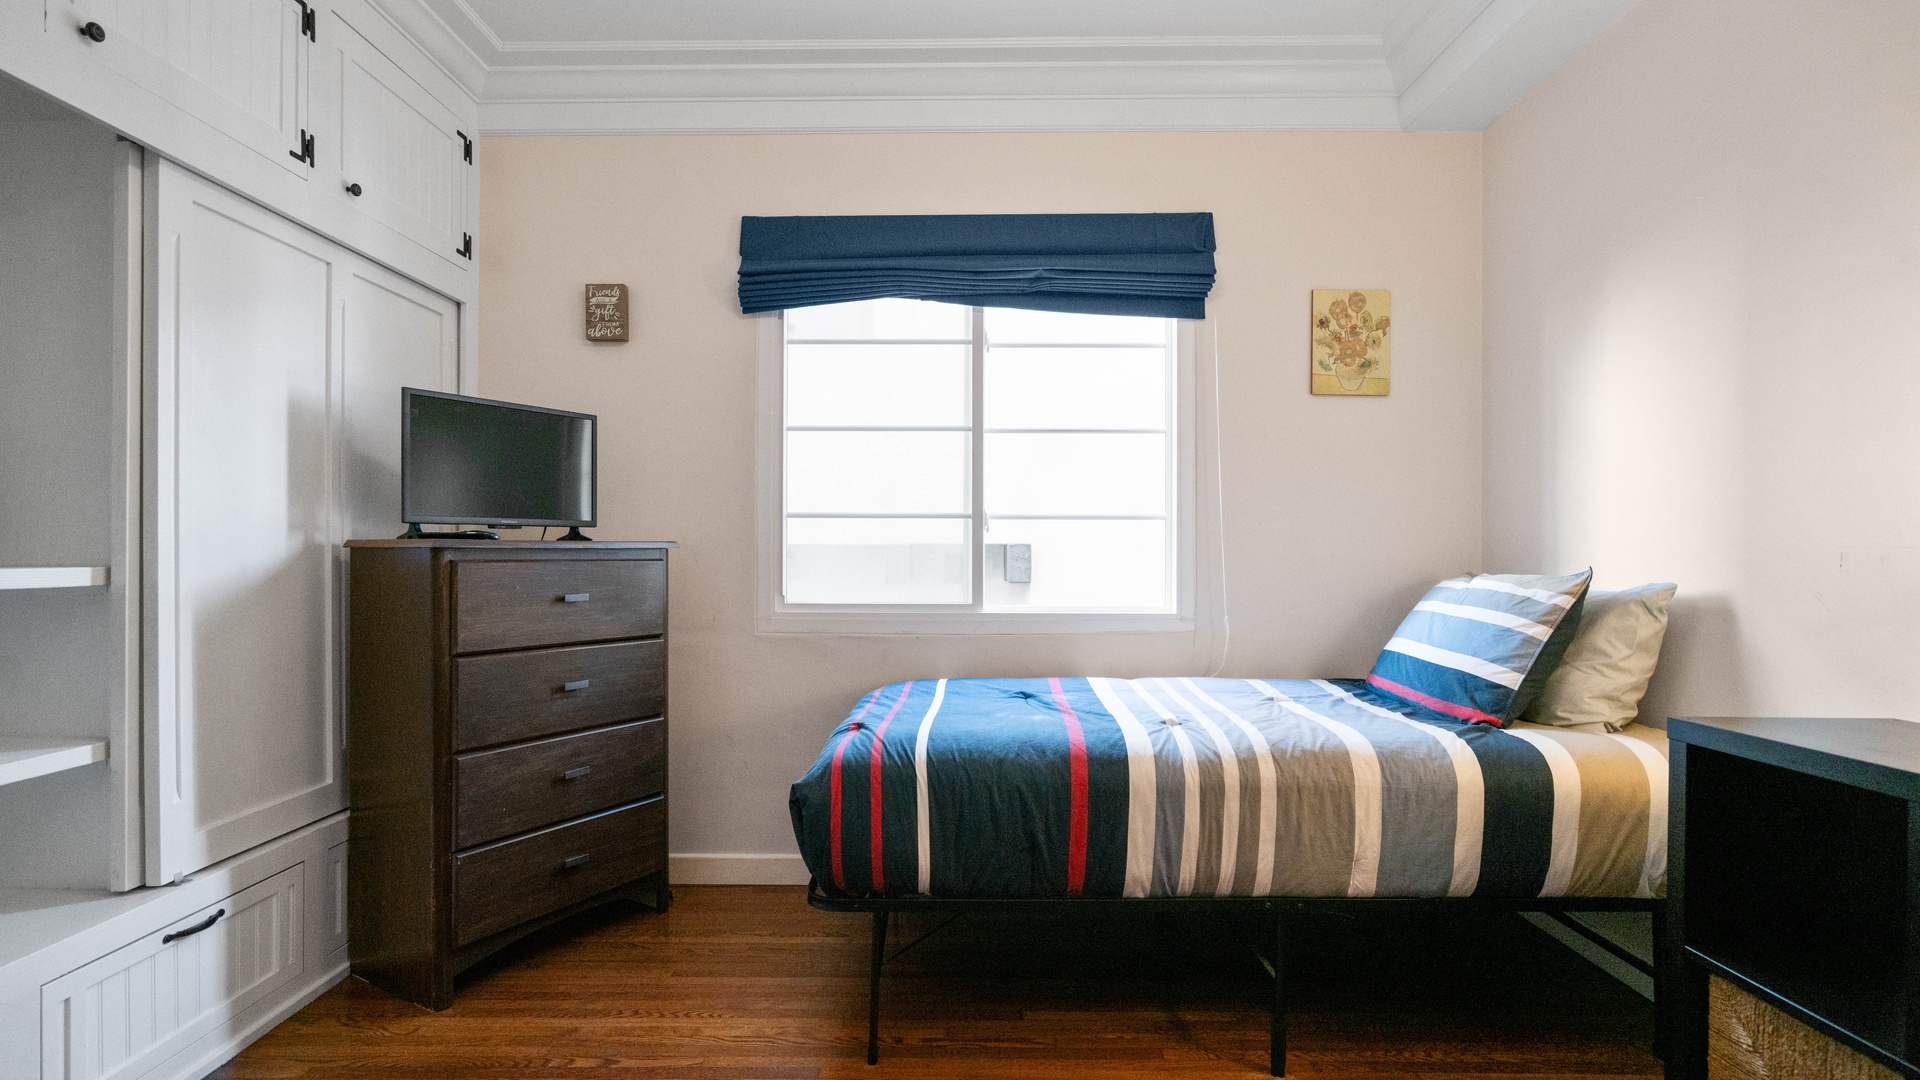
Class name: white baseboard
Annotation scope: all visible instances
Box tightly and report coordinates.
[669,853,811,885]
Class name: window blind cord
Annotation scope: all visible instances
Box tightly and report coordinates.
[1206,317,1231,678]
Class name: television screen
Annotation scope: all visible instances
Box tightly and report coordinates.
[401,389,596,527]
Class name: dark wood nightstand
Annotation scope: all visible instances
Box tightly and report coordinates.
[1668,716,1920,1080]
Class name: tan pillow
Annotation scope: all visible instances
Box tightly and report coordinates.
[1523,583,1677,731]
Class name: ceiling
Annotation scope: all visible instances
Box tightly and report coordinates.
[376,0,1641,134]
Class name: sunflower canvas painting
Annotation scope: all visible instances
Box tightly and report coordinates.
[1311,289,1390,395]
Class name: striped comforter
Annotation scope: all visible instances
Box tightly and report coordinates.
[790,677,1667,900]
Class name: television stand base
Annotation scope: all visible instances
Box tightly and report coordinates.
[396,525,501,540]
[556,527,593,542]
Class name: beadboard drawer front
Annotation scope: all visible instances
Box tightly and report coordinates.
[453,639,665,751]
[40,866,304,1080]
[451,559,665,654]
[453,799,665,947]
[454,719,665,848]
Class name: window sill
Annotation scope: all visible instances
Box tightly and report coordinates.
[757,610,1196,636]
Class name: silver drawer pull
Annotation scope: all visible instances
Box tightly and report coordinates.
[562,592,590,603]
[562,853,591,870]
[562,679,591,692]
[561,765,591,781]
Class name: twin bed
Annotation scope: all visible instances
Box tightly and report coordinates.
[793,675,1666,902]
[789,574,1675,1075]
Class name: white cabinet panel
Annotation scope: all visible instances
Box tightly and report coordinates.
[39,865,303,1080]
[328,14,469,268]
[341,261,458,541]
[146,160,342,885]
[49,0,310,178]
[320,840,347,957]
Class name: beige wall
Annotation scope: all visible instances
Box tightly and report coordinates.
[479,132,1484,871]
[1484,0,1920,729]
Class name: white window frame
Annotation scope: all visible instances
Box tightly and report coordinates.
[756,308,1197,635]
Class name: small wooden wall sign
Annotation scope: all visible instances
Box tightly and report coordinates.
[585,284,629,342]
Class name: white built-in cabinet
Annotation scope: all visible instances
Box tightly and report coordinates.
[328,10,473,267]
[49,0,311,179]
[144,158,458,886]
[0,1,469,1065]
[30,0,478,278]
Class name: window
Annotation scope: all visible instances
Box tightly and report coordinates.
[771,298,1187,622]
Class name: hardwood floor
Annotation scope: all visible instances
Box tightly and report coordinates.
[214,885,1661,1078]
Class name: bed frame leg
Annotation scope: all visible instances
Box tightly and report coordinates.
[867,909,888,1066]
[1270,906,1287,1077]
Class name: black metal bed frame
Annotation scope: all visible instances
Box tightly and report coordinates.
[808,880,1668,1077]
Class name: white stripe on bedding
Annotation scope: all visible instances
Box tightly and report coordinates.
[1503,728,1583,897]
[1608,730,1669,899]
[1251,679,1383,898]
[1131,680,1205,896]
[1384,637,1526,689]
[913,679,947,895]
[1088,677,1160,898]
[1314,679,1485,898]
[1177,678,1278,896]
[1153,679,1242,895]
[1413,600,1554,640]
[1440,575,1576,608]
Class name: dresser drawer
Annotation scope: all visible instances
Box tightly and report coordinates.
[454,719,665,848]
[453,799,665,946]
[454,639,665,750]
[452,558,665,654]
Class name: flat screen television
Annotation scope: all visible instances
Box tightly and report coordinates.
[400,388,597,539]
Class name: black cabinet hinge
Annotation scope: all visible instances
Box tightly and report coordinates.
[458,130,472,164]
[289,129,315,167]
[457,232,473,259]
[294,0,315,41]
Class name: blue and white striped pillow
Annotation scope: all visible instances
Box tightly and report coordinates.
[1367,570,1592,727]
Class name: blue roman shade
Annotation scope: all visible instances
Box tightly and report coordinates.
[737,213,1216,319]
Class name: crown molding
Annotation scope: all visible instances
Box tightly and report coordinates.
[364,0,487,98]
[364,0,1639,134]
[1396,0,1641,128]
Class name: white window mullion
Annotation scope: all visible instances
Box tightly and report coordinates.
[1164,317,1179,610]
[969,305,987,611]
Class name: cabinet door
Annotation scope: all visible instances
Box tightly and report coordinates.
[49,0,310,178]
[40,866,304,1080]
[328,13,470,268]
[146,160,342,885]
[340,258,459,541]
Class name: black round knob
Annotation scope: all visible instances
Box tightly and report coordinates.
[79,21,106,42]
[345,182,363,197]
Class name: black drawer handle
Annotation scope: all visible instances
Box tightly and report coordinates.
[562,679,591,692]
[562,593,590,603]
[562,853,591,870]
[162,908,225,944]
[344,182,362,197]
[561,765,591,781]
[79,21,106,42]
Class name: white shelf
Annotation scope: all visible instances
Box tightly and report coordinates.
[0,738,109,786]
[0,567,109,590]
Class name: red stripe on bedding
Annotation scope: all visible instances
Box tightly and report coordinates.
[1367,673,1505,726]
[1048,677,1089,896]
[828,690,885,892]
[867,680,914,893]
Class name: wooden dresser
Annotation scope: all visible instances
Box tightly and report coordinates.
[344,539,676,1009]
